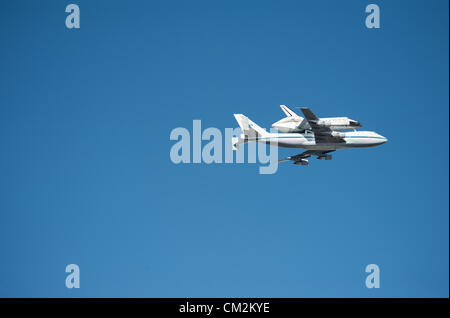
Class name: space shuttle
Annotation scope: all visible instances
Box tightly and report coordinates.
[272,105,362,133]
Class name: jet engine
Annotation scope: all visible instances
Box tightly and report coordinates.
[294,159,309,166]
[318,155,332,160]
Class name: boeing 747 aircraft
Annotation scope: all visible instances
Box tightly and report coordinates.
[233,108,387,166]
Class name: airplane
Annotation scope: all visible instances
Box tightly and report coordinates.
[232,108,387,166]
[272,105,362,133]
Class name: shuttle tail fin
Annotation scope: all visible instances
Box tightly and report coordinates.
[280,105,301,118]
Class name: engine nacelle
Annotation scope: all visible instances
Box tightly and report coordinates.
[318,155,332,160]
[294,159,309,166]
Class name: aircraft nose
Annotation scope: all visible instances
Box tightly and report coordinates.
[379,134,388,143]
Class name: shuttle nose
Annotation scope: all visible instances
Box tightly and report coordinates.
[350,120,362,128]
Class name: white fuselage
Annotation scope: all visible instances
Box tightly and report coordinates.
[246,130,388,151]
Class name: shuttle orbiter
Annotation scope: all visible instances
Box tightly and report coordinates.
[272,105,362,133]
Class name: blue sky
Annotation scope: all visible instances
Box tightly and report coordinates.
[0,0,448,297]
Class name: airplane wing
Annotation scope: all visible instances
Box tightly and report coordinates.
[278,150,335,163]
[300,107,345,143]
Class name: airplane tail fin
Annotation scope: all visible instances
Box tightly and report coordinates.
[234,114,269,138]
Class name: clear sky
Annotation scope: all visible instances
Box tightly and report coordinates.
[0,0,448,297]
